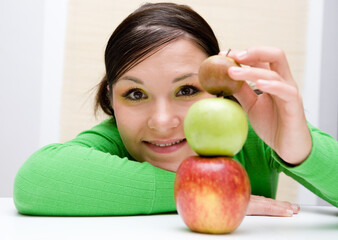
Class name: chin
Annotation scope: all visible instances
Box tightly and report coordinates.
[144,148,195,172]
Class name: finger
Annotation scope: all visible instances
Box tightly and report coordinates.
[228,66,283,83]
[247,195,294,217]
[256,80,298,102]
[272,201,300,215]
[232,81,258,114]
[220,50,270,70]
[219,49,241,58]
[231,46,292,80]
[255,196,300,214]
[261,203,294,217]
[291,204,300,214]
[249,62,270,70]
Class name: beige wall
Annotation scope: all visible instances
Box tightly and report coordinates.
[61,0,308,203]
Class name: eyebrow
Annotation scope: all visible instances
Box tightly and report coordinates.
[119,72,198,84]
[119,76,144,84]
[172,73,198,83]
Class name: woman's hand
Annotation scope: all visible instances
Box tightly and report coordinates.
[247,195,300,217]
[223,46,312,165]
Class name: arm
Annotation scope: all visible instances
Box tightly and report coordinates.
[226,46,337,209]
[13,118,176,216]
[271,123,338,207]
[239,123,337,216]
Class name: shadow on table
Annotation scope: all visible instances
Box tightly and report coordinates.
[175,226,251,236]
[301,206,338,217]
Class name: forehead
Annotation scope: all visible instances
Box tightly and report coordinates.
[119,38,208,78]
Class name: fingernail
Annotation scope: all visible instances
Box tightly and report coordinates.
[230,66,242,73]
[291,204,299,212]
[236,50,247,59]
[219,51,228,56]
[257,79,269,86]
[286,209,293,216]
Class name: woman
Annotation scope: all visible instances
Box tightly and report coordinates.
[14,2,337,216]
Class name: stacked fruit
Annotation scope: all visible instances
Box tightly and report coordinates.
[174,52,251,234]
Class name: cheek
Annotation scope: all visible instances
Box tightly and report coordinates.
[114,109,143,160]
[115,107,137,134]
[113,101,148,144]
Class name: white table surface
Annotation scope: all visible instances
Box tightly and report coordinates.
[1,198,337,240]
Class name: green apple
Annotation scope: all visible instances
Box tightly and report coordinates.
[184,98,248,156]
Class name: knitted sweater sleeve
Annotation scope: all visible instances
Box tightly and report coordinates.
[270,122,338,207]
[13,118,176,216]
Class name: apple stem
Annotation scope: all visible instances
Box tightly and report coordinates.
[225,49,231,56]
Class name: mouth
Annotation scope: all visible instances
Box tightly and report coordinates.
[143,138,187,154]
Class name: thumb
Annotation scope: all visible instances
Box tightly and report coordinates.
[233,81,258,114]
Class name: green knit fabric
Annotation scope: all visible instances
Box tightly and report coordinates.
[13,118,338,215]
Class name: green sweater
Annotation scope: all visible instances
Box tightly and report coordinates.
[13,118,338,215]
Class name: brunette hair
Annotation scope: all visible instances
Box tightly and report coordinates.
[95,2,220,116]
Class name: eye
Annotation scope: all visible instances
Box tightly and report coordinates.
[123,88,148,101]
[176,85,201,97]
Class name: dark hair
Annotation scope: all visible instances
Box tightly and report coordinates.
[95,2,220,116]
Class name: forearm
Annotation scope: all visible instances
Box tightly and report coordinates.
[272,123,338,207]
[13,144,176,216]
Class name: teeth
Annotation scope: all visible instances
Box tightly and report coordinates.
[150,139,184,147]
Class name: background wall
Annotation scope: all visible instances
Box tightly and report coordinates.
[1,0,337,206]
[1,0,43,198]
[61,0,309,141]
[0,0,67,197]
[301,0,338,205]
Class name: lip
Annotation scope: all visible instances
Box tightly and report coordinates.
[143,139,187,154]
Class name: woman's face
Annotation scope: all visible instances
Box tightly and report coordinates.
[112,38,214,172]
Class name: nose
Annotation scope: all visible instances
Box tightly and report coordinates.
[147,99,180,132]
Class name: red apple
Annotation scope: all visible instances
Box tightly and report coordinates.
[174,156,251,234]
[199,55,243,96]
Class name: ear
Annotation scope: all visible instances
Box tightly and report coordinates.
[106,84,114,109]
